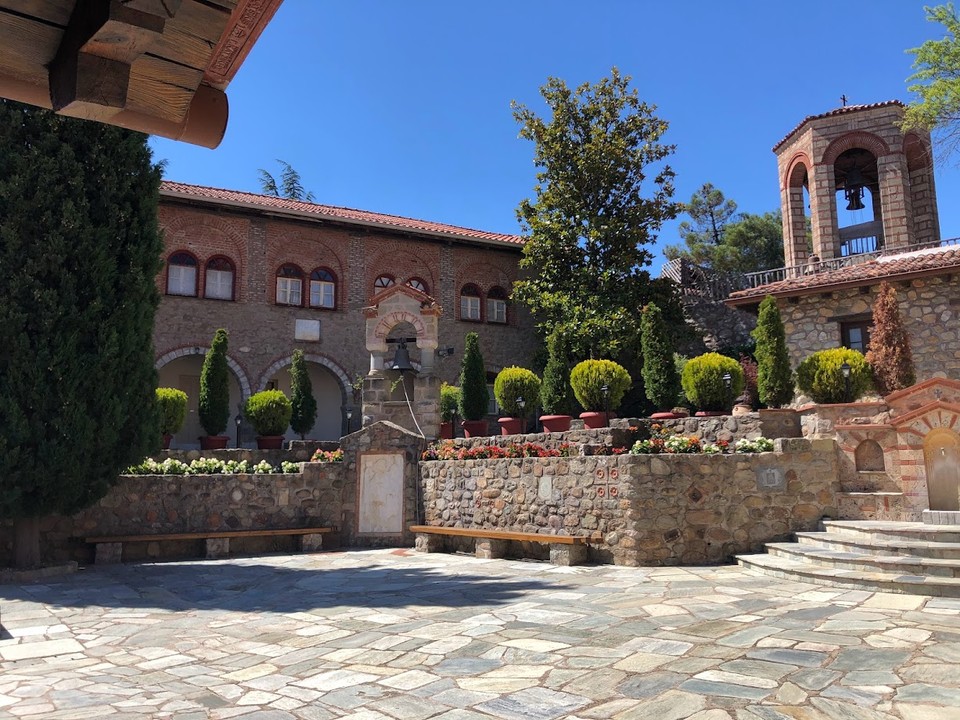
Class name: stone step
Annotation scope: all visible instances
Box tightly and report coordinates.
[737,552,960,597]
[822,520,960,543]
[796,531,960,560]
[766,542,960,578]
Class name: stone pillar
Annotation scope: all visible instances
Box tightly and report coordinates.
[95,542,123,564]
[415,533,444,553]
[205,537,230,559]
[550,542,589,566]
[475,538,507,559]
[878,153,914,251]
[808,163,838,260]
[300,533,325,552]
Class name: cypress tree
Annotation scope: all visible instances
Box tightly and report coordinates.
[540,333,574,415]
[752,295,794,408]
[458,332,489,421]
[0,100,162,568]
[199,328,231,436]
[866,282,915,394]
[640,303,681,411]
[289,349,317,439]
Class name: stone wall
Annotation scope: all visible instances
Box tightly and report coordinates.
[420,438,840,566]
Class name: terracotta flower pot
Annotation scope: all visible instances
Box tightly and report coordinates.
[580,411,609,429]
[498,417,524,436]
[539,414,572,433]
[200,435,229,450]
[256,435,284,450]
[461,419,488,438]
[694,410,727,417]
[439,421,454,440]
[650,411,681,420]
[161,434,173,449]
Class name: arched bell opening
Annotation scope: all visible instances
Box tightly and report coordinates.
[833,148,882,257]
[784,158,812,267]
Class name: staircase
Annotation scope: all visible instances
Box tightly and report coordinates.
[738,517,960,597]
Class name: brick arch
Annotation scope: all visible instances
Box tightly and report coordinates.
[154,346,252,399]
[158,216,245,299]
[256,352,352,399]
[278,230,347,280]
[903,132,932,171]
[820,131,891,166]
[365,246,438,299]
[784,152,811,189]
[456,260,512,293]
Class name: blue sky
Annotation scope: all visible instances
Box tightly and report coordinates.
[151,1,954,273]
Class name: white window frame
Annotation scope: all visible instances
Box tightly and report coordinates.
[487,297,507,324]
[277,276,302,306]
[205,266,233,300]
[461,294,481,321]
[310,278,335,308]
[167,263,196,296]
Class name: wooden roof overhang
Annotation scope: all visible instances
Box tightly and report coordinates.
[0,0,282,148]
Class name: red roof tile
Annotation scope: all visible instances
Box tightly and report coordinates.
[727,245,960,305]
[772,100,904,153]
[160,181,525,247]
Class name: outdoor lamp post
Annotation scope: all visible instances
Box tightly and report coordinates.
[722,372,732,410]
[346,409,353,434]
[235,414,242,448]
[840,362,851,403]
[517,396,525,433]
[601,384,610,426]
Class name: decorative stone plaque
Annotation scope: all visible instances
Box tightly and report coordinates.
[294,319,321,341]
[359,453,404,533]
[756,467,786,491]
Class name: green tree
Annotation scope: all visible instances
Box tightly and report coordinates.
[540,332,575,416]
[512,68,681,360]
[866,282,916,394]
[903,4,960,154]
[640,303,681,412]
[458,332,489,421]
[679,183,737,247]
[0,100,162,568]
[289,349,317,439]
[199,329,231,437]
[258,159,316,201]
[752,296,794,408]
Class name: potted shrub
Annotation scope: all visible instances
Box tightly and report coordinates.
[569,359,631,429]
[439,383,460,439]
[681,352,745,415]
[199,328,231,449]
[494,367,541,435]
[290,349,317,440]
[458,332,489,437]
[156,387,187,449]
[796,348,872,404]
[244,389,292,449]
[540,334,575,432]
[640,302,682,418]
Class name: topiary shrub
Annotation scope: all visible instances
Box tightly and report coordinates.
[569,359,631,412]
[541,333,575,415]
[440,383,460,422]
[199,328,231,436]
[289,349,317,440]
[752,295,794,408]
[244,390,292,436]
[738,355,759,408]
[156,388,188,436]
[681,352,745,412]
[458,332,489,421]
[640,302,681,411]
[866,282,915,395]
[796,348,872,404]
[494,367,541,417]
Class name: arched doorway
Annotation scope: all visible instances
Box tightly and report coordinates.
[923,428,960,511]
[263,362,346,441]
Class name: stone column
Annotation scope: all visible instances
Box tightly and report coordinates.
[878,153,914,251]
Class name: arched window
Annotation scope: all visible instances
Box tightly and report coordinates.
[276,264,304,306]
[460,284,482,321]
[166,251,198,296]
[374,274,395,291]
[487,286,508,324]
[310,267,336,309]
[204,256,235,301]
[406,277,429,295]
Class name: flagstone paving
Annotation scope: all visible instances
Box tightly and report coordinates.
[2,549,960,719]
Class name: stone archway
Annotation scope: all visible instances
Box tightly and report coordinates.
[258,353,353,440]
[923,428,960,511]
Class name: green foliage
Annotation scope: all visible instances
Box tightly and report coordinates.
[0,99,163,530]
[199,329,231,436]
[903,4,960,153]
[540,333,575,415]
[512,68,681,359]
[289,349,317,439]
[640,303,681,411]
[258,159,316,201]
[156,388,188,436]
[458,332,489,421]
[752,296,794,408]
[440,383,460,422]
[681,353,745,412]
[244,390,292,437]
[796,348,872,404]
[494,367,542,417]
[569,360,632,412]
[678,182,737,247]
[866,282,916,395]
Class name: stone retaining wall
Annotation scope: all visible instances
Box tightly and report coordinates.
[420,438,840,566]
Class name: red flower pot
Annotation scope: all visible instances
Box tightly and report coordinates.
[461,420,489,438]
[161,434,173,449]
[540,414,572,433]
[439,421,454,439]
[580,411,609,429]
[256,435,284,450]
[498,417,524,436]
[200,435,229,450]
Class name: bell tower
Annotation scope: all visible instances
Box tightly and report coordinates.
[774,101,939,268]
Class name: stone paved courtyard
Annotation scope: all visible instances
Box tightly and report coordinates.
[1,550,960,720]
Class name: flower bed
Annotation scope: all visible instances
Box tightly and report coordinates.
[311,448,344,463]
[422,440,579,461]
[629,424,773,455]
[126,457,301,475]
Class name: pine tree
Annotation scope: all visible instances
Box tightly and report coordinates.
[640,303,681,411]
[458,332,489,421]
[199,329,231,436]
[0,100,162,568]
[866,282,915,394]
[289,349,317,439]
[752,295,794,408]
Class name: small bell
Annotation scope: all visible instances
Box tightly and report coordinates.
[844,167,866,211]
[391,340,416,374]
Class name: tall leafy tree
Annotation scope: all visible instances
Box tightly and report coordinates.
[512,68,681,360]
[866,282,916,394]
[678,183,737,247]
[258,159,316,201]
[752,296,794,408]
[0,100,162,568]
[289,349,317,439]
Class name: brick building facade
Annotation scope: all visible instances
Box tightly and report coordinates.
[154,182,535,447]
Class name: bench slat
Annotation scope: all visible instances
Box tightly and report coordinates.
[86,527,334,544]
[409,525,590,545]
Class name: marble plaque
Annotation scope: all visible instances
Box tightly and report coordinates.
[359,453,404,533]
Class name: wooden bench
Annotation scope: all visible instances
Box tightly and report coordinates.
[85,527,335,564]
[409,525,594,566]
